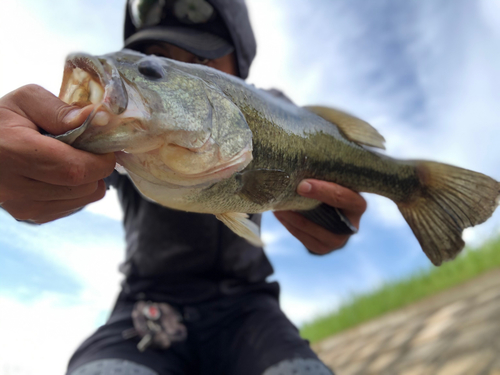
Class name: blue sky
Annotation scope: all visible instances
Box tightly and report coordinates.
[1,1,500,374]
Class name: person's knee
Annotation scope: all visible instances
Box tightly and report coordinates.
[67,359,159,375]
[262,358,334,375]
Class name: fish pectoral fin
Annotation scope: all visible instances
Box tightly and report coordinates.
[215,212,264,247]
[304,105,386,150]
[296,203,358,235]
[236,169,290,205]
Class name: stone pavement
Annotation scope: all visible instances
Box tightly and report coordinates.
[312,269,500,375]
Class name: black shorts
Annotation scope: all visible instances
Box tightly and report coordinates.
[66,291,334,375]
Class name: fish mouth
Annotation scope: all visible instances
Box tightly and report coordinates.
[59,53,128,115]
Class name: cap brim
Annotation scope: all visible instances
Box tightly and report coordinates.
[124,26,234,60]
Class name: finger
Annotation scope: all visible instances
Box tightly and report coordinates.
[4,175,101,202]
[274,211,349,254]
[2,84,94,134]
[2,180,107,222]
[275,212,330,253]
[2,127,116,186]
[297,179,367,216]
[25,207,84,225]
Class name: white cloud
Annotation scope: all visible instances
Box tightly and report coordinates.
[246,0,294,91]
[260,212,296,255]
[0,210,124,375]
[463,211,500,248]
[479,0,500,36]
[0,1,65,96]
[0,0,124,98]
[0,293,107,375]
[84,188,124,221]
[1,213,124,295]
[280,292,341,326]
[364,195,406,229]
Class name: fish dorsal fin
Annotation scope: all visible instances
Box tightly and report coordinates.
[215,212,264,247]
[304,105,386,150]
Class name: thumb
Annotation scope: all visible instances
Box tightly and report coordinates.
[5,84,95,135]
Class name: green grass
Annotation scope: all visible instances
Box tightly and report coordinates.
[300,235,500,343]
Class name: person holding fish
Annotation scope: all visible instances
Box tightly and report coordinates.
[2,0,499,374]
[0,0,369,374]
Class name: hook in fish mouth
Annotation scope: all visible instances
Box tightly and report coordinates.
[59,53,128,115]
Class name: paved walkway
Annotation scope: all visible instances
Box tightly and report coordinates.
[312,269,500,375]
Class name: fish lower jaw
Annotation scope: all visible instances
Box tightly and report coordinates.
[115,146,252,189]
[161,143,252,178]
[171,146,253,185]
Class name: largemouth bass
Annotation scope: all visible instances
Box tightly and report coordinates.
[56,49,499,266]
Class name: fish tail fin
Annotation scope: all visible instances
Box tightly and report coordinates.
[396,161,500,266]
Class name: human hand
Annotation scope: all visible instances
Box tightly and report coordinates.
[0,84,116,223]
[273,179,367,255]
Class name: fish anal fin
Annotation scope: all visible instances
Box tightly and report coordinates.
[297,203,357,235]
[236,169,290,205]
[304,105,386,150]
[216,212,264,247]
[397,161,500,266]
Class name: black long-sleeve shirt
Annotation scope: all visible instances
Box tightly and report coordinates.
[106,172,279,304]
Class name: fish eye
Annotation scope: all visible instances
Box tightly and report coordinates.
[138,59,164,79]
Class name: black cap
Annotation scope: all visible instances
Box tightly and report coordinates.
[124,0,256,79]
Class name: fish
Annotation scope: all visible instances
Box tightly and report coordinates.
[55,49,500,266]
